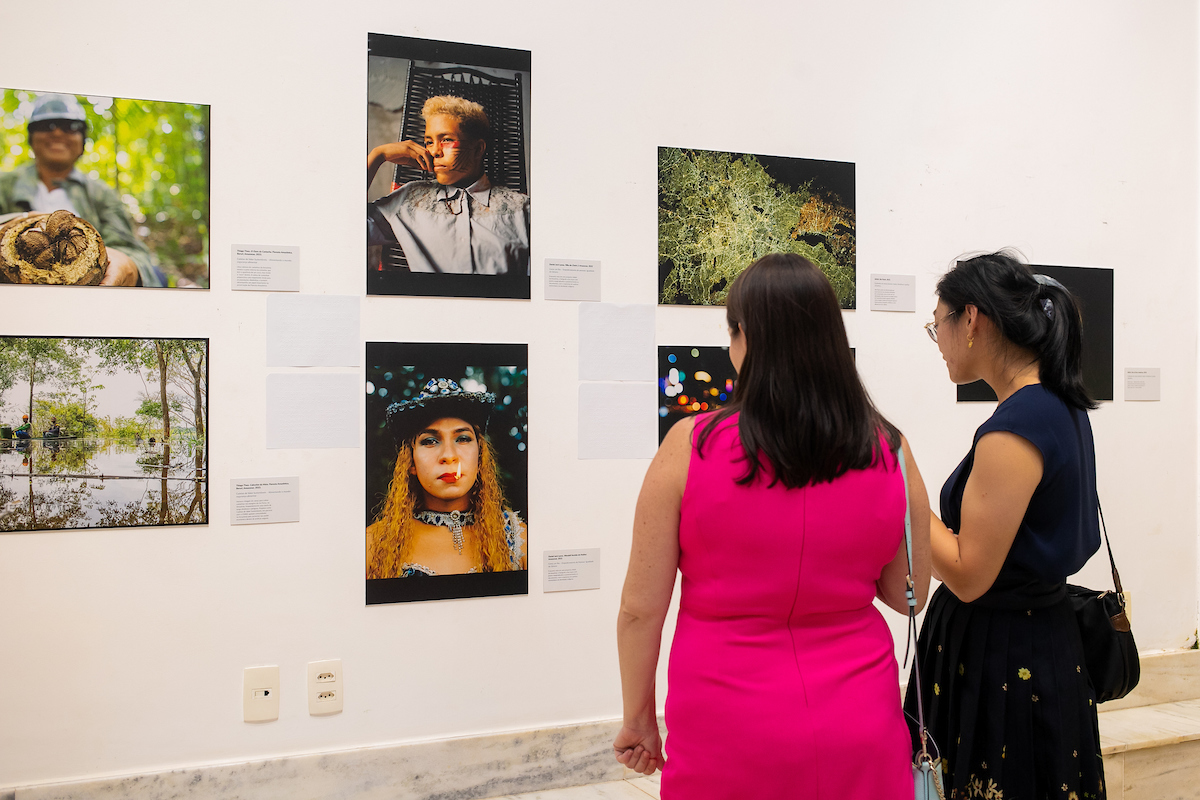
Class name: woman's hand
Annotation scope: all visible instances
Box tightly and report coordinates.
[613,721,663,775]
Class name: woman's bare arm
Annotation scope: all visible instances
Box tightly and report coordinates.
[613,416,691,774]
[931,431,1043,602]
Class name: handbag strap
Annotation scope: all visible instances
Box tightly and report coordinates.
[1068,408,1125,600]
[1097,500,1124,597]
[897,448,933,758]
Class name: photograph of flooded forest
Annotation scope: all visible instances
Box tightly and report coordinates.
[658,146,855,308]
[0,336,208,532]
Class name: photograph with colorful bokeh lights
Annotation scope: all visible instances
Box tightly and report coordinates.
[658,345,737,443]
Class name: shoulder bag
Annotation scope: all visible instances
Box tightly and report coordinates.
[1066,501,1140,702]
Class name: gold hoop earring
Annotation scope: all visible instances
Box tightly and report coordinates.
[967,337,974,349]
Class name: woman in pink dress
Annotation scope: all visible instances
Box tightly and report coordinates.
[615,253,932,799]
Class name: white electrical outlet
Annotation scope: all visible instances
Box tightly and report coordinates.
[307,659,343,715]
[243,665,280,723]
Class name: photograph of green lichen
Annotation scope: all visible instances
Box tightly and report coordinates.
[658,146,855,308]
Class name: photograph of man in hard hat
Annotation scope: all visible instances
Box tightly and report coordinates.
[366,34,530,300]
[0,89,210,288]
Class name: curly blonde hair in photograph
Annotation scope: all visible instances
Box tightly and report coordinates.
[366,427,515,579]
[421,95,490,142]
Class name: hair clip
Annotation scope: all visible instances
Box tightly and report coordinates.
[1033,273,1066,291]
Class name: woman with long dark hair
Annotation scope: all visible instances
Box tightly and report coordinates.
[907,250,1105,798]
[614,253,932,798]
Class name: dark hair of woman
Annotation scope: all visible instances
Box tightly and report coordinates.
[696,253,898,488]
[936,250,1096,411]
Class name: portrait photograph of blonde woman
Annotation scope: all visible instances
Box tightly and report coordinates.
[365,342,528,603]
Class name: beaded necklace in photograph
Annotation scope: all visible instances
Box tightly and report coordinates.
[413,509,474,555]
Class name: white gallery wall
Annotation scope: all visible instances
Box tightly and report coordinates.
[0,0,1196,789]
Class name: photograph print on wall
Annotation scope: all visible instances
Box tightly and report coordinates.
[658,345,737,443]
[0,88,210,288]
[367,34,531,300]
[658,146,855,308]
[366,342,528,603]
[0,336,208,532]
[957,264,1114,403]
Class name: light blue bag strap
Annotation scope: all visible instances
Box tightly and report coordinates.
[898,444,942,794]
[898,447,915,612]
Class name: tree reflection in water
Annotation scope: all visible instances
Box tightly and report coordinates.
[0,438,207,532]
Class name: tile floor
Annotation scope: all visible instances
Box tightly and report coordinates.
[499,773,660,799]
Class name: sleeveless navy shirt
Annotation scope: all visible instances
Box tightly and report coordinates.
[940,383,1101,584]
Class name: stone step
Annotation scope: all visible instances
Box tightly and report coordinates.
[1100,699,1200,800]
[1097,649,1200,800]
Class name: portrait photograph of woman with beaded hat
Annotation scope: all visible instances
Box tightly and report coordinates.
[365,342,528,604]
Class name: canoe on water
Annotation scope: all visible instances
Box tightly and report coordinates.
[3,435,79,442]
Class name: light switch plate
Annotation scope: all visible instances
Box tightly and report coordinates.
[307,659,343,715]
[243,665,280,722]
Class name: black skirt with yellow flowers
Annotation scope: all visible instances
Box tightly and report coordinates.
[904,571,1106,800]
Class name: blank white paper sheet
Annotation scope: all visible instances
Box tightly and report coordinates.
[265,373,359,449]
[578,303,656,381]
[578,382,658,459]
[266,294,361,367]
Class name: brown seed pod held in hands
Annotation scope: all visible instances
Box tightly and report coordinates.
[32,247,57,270]
[57,237,83,262]
[43,209,76,240]
[0,211,108,285]
[16,228,51,260]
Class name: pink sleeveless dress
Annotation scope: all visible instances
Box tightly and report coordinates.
[662,414,911,799]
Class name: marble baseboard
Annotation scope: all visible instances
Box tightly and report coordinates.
[8,719,632,800]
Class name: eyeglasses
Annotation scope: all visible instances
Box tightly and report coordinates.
[924,310,958,343]
[29,120,86,135]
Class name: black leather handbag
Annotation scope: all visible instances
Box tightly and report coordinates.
[1066,503,1140,703]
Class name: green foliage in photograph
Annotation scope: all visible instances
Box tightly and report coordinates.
[0,337,206,442]
[658,147,855,307]
[0,89,210,287]
[33,397,100,436]
[0,337,86,424]
[100,415,149,439]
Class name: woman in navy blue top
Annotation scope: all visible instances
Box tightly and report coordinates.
[905,251,1105,800]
